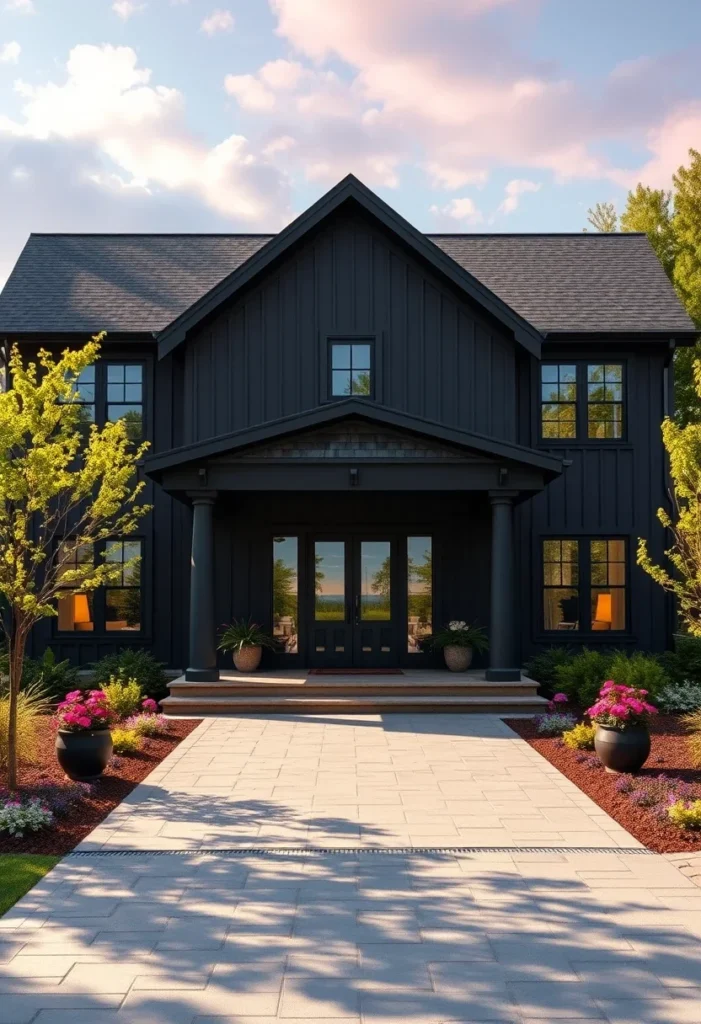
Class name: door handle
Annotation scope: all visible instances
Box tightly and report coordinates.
[354,594,360,625]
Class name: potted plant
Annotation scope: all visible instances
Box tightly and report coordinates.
[588,681,658,773]
[218,619,277,672]
[423,620,489,671]
[54,689,115,781]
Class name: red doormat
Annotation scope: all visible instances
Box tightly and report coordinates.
[308,668,404,675]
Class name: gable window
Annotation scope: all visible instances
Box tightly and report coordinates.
[540,362,624,441]
[542,537,627,632]
[56,537,143,634]
[330,342,372,397]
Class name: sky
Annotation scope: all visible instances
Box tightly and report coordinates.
[1,0,700,285]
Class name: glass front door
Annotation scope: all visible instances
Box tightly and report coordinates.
[309,536,398,668]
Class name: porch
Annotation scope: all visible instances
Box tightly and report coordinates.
[162,667,547,715]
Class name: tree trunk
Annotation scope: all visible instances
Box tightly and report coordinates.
[6,621,27,791]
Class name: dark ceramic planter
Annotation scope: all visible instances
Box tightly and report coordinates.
[55,728,113,782]
[594,723,651,774]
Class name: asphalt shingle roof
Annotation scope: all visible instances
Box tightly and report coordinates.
[0,230,694,337]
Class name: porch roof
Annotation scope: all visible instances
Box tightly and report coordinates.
[144,399,565,484]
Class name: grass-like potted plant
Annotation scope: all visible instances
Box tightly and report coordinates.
[588,681,658,773]
[218,619,277,672]
[423,620,489,671]
[54,689,115,781]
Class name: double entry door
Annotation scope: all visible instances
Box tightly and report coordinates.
[309,536,397,668]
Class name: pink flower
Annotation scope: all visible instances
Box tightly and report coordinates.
[609,703,630,718]
[627,698,645,715]
[552,693,568,704]
[76,716,92,729]
[64,690,82,701]
[142,698,158,712]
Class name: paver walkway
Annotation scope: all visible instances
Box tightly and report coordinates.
[3,714,701,1022]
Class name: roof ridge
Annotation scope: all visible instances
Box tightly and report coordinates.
[429,232,647,238]
[28,232,276,239]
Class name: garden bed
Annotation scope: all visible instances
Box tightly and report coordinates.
[506,714,701,853]
[0,717,200,855]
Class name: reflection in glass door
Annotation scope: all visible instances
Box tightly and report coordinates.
[310,540,352,667]
[354,539,395,668]
[359,541,391,621]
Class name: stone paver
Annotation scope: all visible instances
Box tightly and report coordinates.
[2,713,701,1022]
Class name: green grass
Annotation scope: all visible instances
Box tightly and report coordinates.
[0,855,60,917]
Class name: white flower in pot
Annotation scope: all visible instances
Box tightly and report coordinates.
[423,620,489,672]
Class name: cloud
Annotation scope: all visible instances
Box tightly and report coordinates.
[429,196,483,225]
[112,0,146,19]
[0,44,291,228]
[224,73,275,111]
[612,101,701,189]
[498,177,541,214]
[0,41,21,64]
[200,8,234,35]
[3,0,34,12]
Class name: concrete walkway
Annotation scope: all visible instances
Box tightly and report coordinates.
[2,715,701,1023]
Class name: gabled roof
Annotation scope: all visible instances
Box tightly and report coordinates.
[154,175,544,359]
[144,398,564,482]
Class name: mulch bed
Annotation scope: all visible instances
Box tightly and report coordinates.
[505,715,701,853]
[0,717,201,856]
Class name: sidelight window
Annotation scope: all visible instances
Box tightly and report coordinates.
[273,537,298,654]
[407,537,432,653]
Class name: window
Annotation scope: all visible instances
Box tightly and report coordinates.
[587,364,623,439]
[67,366,96,425]
[330,342,372,397]
[541,365,576,439]
[56,538,142,634]
[107,365,144,441]
[407,537,432,653]
[273,537,298,654]
[105,540,142,631]
[542,537,626,632]
[540,362,624,441]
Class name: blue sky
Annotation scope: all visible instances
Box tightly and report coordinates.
[1,0,700,283]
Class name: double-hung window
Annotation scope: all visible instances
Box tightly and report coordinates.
[57,538,143,634]
[542,538,627,633]
[540,362,624,440]
[66,362,145,442]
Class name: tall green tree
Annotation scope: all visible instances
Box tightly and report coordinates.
[620,184,676,278]
[673,148,701,327]
[586,202,618,233]
[0,336,150,788]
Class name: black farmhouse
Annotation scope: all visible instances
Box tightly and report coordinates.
[0,175,696,691]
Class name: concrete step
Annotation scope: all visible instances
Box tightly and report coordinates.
[161,693,548,716]
[168,680,540,699]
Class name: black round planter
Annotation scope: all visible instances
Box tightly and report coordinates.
[594,723,651,774]
[55,728,113,782]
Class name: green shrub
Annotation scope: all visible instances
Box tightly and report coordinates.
[668,800,701,829]
[608,650,667,697]
[659,683,701,713]
[91,649,168,701]
[524,647,576,697]
[662,634,701,687]
[110,728,142,755]
[0,645,79,704]
[103,675,142,719]
[562,723,597,750]
[0,682,52,769]
[554,649,613,707]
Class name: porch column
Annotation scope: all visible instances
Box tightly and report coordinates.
[185,491,219,682]
[486,491,520,682]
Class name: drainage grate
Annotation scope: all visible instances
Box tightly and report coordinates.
[66,845,655,858]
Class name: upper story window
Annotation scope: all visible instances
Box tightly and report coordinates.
[540,362,624,441]
[67,362,144,441]
[330,342,372,397]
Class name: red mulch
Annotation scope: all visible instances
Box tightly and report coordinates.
[0,718,201,855]
[505,715,701,854]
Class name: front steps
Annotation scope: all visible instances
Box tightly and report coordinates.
[162,670,547,716]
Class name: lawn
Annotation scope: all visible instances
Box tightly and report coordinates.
[0,854,59,916]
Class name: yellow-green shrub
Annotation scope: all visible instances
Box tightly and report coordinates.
[103,675,142,720]
[110,728,142,755]
[562,723,597,750]
[0,682,51,768]
[668,800,701,829]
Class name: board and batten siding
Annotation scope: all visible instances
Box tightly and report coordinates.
[181,207,519,444]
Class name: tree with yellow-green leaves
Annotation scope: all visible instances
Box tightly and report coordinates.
[637,357,701,635]
[0,335,150,789]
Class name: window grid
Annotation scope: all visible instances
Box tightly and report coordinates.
[541,364,577,439]
[105,540,142,632]
[587,364,623,439]
[56,540,95,632]
[56,538,143,635]
[107,364,144,442]
[542,537,627,633]
[543,540,579,631]
[66,366,96,424]
[330,342,372,397]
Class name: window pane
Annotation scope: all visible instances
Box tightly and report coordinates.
[590,539,626,630]
[273,537,298,654]
[543,539,579,630]
[331,344,351,369]
[57,591,94,632]
[332,370,351,396]
[107,365,125,383]
[351,344,371,369]
[587,363,623,440]
[108,406,143,441]
[351,370,371,396]
[408,537,432,653]
[108,384,123,402]
[125,383,142,402]
[315,541,345,621]
[125,365,142,383]
[360,541,390,621]
[541,365,577,439]
[105,588,141,630]
[541,365,558,383]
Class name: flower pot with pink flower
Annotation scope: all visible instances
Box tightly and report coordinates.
[55,689,115,781]
[587,681,658,773]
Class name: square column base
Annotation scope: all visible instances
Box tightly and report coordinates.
[185,667,220,682]
[485,668,521,682]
